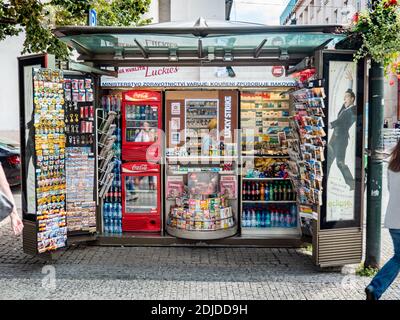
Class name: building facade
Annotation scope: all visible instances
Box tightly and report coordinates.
[280,0,399,127]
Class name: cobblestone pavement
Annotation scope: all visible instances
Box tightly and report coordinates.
[0,184,398,300]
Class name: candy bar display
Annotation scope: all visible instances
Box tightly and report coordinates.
[101,94,122,234]
[287,85,326,221]
[167,196,235,231]
[65,147,96,233]
[33,68,67,253]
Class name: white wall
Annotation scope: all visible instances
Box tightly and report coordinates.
[171,0,225,21]
[143,0,160,23]
[0,33,25,141]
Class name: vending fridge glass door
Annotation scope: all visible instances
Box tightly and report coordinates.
[124,103,159,143]
[124,175,158,214]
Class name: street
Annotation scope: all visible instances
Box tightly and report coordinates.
[0,170,398,300]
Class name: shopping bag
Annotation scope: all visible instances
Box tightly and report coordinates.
[0,190,14,222]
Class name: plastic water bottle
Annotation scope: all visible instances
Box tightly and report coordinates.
[279,211,285,228]
[251,209,257,228]
[265,210,271,228]
[109,218,114,234]
[256,210,261,228]
[291,205,298,227]
[104,217,110,233]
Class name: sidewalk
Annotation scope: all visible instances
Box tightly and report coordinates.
[0,173,398,300]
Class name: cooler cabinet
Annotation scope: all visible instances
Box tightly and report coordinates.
[121,162,161,232]
[122,90,162,161]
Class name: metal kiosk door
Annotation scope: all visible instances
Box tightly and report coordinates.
[312,50,365,267]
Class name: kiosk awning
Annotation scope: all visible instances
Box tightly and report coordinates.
[54,18,346,67]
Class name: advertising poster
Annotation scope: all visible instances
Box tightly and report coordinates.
[326,61,357,222]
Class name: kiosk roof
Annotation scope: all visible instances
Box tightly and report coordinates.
[54,18,346,67]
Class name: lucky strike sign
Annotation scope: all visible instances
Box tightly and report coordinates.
[119,66,179,78]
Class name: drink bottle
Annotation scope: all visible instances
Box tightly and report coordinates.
[269,183,274,201]
[255,182,259,201]
[291,205,297,227]
[251,209,257,227]
[260,183,265,201]
[242,211,247,227]
[270,209,276,227]
[285,210,291,228]
[260,210,266,228]
[242,182,247,201]
[279,210,285,228]
[265,209,271,228]
[265,183,269,201]
[251,182,256,201]
[104,217,110,233]
[282,182,287,201]
[109,218,114,234]
[256,209,261,227]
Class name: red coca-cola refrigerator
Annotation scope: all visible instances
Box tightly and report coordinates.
[121,162,161,232]
[122,90,162,162]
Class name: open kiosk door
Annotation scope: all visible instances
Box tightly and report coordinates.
[312,50,365,267]
[19,55,100,258]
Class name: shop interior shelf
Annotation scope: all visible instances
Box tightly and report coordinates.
[240,227,300,238]
[242,177,289,180]
[240,99,289,102]
[241,108,289,111]
[167,156,238,162]
[169,170,236,175]
[241,155,290,158]
[241,200,297,204]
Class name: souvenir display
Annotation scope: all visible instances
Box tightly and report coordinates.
[65,147,96,233]
[33,68,67,253]
[287,85,327,221]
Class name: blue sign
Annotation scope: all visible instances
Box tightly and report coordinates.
[89,9,97,26]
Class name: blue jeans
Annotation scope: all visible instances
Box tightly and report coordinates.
[368,229,400,299]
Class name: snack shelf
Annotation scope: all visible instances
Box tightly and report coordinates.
[166,225,238,240]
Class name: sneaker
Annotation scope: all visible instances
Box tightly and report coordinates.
[365,286,377,301]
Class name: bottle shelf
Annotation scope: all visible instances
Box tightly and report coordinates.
[242,200,297,204]
[241,108,289,111]
[240,227,300,238]
[169,170,235,175]
[242,177,289,180]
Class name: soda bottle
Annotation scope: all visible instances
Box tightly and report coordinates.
[287,182,292,201]
[269,183,274,201]
[282,182,287,201]
[242,210,247,227]
[274,183,279,201]
[265,183,269,201]
[255,182,260,201]
[242,182,247,201]
[250,182,255,201]
[260,183,265,201]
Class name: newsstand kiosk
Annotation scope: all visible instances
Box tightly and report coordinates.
[20,20,365,267]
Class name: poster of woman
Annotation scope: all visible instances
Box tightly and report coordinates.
[326,61,357,222]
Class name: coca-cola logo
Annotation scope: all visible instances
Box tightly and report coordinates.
[131,164,148,171]
[126,91,159,101]
[272,66,285,78]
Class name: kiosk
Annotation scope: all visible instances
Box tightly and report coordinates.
[19,19,365,267]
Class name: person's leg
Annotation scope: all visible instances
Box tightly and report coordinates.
[367,229,400,299]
